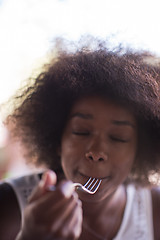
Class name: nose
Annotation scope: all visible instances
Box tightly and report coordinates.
[85,151,107,162]
[85,136,108,162]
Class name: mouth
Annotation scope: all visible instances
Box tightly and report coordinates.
[78,172,111,181]
[74,172,111,195]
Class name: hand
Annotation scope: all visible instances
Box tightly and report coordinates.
[16,170,83,240]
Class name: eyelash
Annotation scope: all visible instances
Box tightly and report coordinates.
[72,131,129,142]
[110,136,128,143]
[72,131,89,136]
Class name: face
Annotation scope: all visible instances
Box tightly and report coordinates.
[60,96,137,201]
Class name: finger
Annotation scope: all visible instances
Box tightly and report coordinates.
[49,196,77,231]
[58,180,75,198]
[44,180,76,210]
[62,199,83,239]
[24,194,75,233]
[43,182,77,222]
[26,181,76,224]
[42,170,57,188]
[50,199,82,239]
[28,170,57,203]
[37,180,76,210]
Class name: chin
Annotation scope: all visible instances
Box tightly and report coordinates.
[77,188,111,203]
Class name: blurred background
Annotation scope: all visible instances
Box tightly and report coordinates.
[0,0,160,180]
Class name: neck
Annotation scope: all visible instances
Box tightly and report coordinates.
[82,185,125,214]
[81,185,127,240]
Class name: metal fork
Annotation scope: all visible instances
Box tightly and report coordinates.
[48,177,102,195]
[73,177,102,194]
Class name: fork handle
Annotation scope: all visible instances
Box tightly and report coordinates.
[48,183,81,191]
[48,185,56,191]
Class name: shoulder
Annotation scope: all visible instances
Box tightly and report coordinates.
[0,182,21,240]
[151,186,160,240]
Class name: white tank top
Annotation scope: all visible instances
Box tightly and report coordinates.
[6,174,154,239]
[114,185,154,240]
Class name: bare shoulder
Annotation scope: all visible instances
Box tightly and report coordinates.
[151,186,160,240]
[0,182,21,240]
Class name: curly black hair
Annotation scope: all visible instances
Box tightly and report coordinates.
[5,39,160,185]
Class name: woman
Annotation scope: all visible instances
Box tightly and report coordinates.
[1,39,160,240]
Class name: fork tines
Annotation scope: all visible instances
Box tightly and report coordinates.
[84,177,102,193]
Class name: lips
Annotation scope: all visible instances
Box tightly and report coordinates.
[78,171,111,180]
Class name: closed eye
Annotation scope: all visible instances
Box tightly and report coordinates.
[72,131,90,136]
[110,135,129,143]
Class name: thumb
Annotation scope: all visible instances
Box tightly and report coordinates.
[28,170,57,203]
[40,170,57,189]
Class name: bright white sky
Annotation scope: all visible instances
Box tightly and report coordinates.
[0,0,160,105]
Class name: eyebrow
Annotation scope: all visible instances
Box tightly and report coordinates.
[70,113,135,128]
[70,112,93,119]
[112,120,135,128]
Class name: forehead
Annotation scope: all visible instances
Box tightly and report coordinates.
[70,96,137,124]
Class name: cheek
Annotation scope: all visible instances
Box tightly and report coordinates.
[126,140,138,165]
[61,134,86,159]
[61,148,73,179]
[110,157,133,187]
[60,137,83,177]
[61,139,78,160]
[111,141,137,173]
